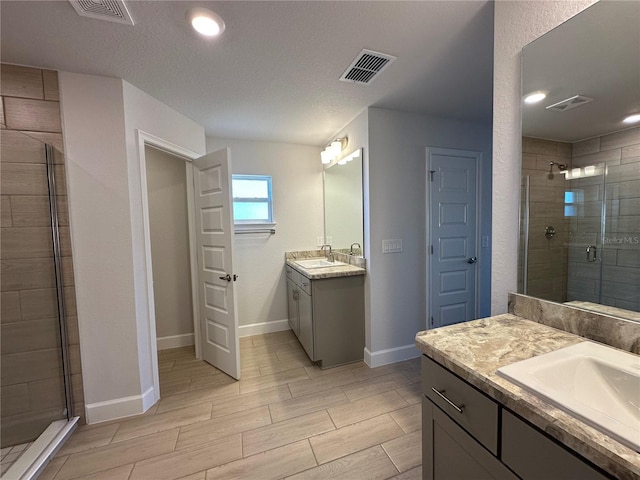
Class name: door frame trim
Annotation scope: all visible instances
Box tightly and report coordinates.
[136,129,202,403]
[426,147,482,329]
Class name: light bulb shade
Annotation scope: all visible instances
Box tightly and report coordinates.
[524,91,547,104]
[330,141,342,156]
[321,149,332,164]
[187,7,225,36]
[623,113,640,124]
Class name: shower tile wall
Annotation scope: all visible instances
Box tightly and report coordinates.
[569,126,640,311]
[0,64,84,447]
[520,137,572,302]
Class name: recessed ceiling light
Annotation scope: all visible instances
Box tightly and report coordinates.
[523,91,547,104]
[622,113,640,124]
[187,7,225,37]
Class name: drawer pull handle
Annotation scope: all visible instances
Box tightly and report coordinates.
[431,388,465,413]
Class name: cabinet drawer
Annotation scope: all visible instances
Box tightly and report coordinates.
[298,274,312,295]
[422,356,498,454]
[502,410,610,480]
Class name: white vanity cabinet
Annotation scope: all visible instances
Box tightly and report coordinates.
[422,356,612,480]
[285,264,364,368]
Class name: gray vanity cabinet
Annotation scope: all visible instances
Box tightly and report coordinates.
[286,264,364,368]
[422,356,612,480]
[286,279,299,336]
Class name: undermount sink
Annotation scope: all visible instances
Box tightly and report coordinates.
[497,341,640,452]
[294,259,346,269]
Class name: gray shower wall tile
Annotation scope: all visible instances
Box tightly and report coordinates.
[0,130,46,164]
[572,137,600,157]
[621,143,640,161]
[0,319,61,356]
[600,126,640,151]
[1,63,84,428]
[1,196,12,228]
[571,148,621,167]
[619,197,640,216]
[0,258,56,292]
[0,163,49,195]
[0,64,44,100]
[1,292,21,323]
[19,288,58,321]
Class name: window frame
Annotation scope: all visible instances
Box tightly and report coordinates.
[231,174,275,227]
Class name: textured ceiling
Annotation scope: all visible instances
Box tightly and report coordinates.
[1,1,494,146]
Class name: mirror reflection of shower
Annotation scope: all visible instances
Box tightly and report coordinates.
[547,161,568,179]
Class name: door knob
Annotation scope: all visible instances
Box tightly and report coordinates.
[467,257,478,264]
[219,274,232,282]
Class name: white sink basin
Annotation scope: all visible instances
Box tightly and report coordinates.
[497,341,640,452]
[294,259,345,269]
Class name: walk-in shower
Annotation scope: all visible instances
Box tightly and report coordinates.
[519,132,640,316]
[1,130,79,479]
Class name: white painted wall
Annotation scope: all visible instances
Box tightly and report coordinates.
[206,137,323,331]
[492,0,597,314]
[145,146,194,342]
[366,107,493,362]
[59,72,205,423]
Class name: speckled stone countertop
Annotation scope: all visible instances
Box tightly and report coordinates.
[285,250,366,280]
[415,314,640,480]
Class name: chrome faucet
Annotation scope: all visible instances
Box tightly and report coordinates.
[349,242,361,255]
[320,244,334,262]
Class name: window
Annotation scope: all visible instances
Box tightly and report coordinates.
[231,174,274,225]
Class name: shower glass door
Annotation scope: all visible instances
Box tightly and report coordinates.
[520,164,606,305]
[1,131,71,466]
[565,164,606,305]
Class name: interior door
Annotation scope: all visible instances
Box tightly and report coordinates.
[428,148,480,328]
[192,148,240,379]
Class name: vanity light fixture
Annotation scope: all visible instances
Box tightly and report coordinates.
[623,113,640,124]
[523,91,547,104]
[320,137,348,165]
[187,7,225,37]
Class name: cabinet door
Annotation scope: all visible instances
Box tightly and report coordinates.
[502,410,610,480]
[287,279,299,336]
[423,398,518,480]
[298,288,314,361]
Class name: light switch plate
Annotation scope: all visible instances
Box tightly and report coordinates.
[382,239,403,253]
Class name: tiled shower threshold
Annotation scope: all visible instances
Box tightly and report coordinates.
[2,417,78,480]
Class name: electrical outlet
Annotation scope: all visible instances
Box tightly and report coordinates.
[382,239,403,253]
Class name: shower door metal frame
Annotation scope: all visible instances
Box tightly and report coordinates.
[45,144,74,419]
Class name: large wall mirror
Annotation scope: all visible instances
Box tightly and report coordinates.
[324,148,364,255]
[519,0,640,321]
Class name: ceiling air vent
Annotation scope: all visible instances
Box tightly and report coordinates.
[339,49,397,85]
[546,95,593,112]
[69,0,135,25]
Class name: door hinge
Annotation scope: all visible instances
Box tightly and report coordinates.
[430,245,434,255]
[430,316,434,327]
[429,170,436,182]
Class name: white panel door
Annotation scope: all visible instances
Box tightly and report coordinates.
[193,148,240,379]
[428,148,480,328]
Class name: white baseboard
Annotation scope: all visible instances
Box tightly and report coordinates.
[364,344,421,368]
[239,319,290,337]
[157,333,195,350]
[85,387,155,424]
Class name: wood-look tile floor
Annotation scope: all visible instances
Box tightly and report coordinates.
[40,331,422,480]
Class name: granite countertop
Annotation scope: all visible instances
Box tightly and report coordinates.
[285,258,366,280]
[415,314,640,480]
